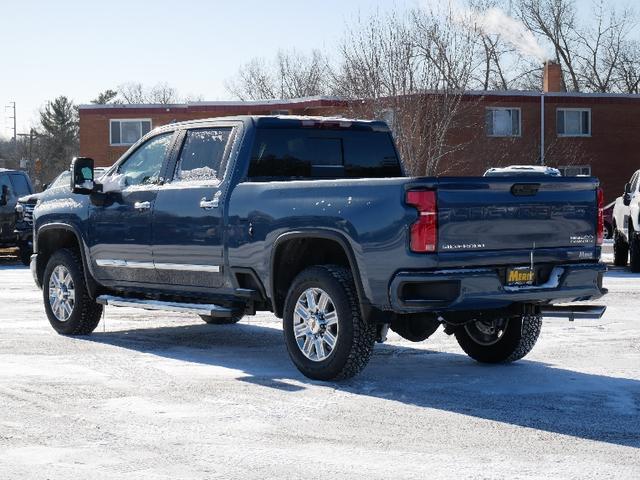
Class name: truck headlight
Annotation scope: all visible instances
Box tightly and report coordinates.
[15,204,24,214]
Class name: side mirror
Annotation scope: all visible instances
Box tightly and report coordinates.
[70,157,95,194]
[0,185,8,206]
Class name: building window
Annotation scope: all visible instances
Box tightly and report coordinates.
[558,165,591,176]
[557,108,590,137]
[110,119,152,146]
[486,108,521,137]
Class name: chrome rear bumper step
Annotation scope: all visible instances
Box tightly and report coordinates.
[540,305,606,321]
[96,295,232,317]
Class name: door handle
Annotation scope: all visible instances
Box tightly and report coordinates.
[200,191,221,210]
[134,201,151,211]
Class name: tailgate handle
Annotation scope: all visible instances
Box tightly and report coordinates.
[511,183,540,196]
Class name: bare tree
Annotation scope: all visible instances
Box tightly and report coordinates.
[117,82,180,104]
[226,49,332,100]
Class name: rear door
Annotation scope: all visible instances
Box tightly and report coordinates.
[151,124,237,290]
[89,131,176,284]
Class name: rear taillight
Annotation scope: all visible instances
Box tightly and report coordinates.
[597,187,604,246]
[406,190,437,253]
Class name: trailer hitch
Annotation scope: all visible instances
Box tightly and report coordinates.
[539,305,606,321]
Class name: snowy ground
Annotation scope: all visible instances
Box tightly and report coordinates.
[0,249,638,479]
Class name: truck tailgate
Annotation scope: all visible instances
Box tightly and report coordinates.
[432,176,599,253]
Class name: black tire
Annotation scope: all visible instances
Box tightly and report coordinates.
[43,249,102,335]
[18,242,32,266]
[613,228,629,267]
[199,314,243,325]
[283,265,376,381]
[630,230,640,273]
[454,314,542,363]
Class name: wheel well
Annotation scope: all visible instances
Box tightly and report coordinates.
[36,228,82,285]
[271,237,352,317]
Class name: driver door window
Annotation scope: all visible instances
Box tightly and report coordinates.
[117,133,173,187]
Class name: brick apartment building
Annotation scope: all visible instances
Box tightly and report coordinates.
[78,63,639,203]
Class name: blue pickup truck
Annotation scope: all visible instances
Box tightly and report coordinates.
[31,116,607,380]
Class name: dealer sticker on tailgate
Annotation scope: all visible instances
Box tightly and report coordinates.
[506,266,535,286]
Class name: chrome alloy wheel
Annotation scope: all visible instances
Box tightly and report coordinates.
[293,288,339,362]
[48,265,76,322]
[464,318,509,346]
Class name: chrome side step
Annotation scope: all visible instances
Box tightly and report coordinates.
[96,295,233,317]
[540,305,606,321]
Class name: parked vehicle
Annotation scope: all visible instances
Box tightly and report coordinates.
[31,116,607,380]
[0,168,34,264]
[603,201,614,240]
[612,169,640,270]
[484,165,562,177]
[15,168,107,266]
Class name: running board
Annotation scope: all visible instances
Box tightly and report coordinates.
[96,295,233,317]
[540,305,606,321]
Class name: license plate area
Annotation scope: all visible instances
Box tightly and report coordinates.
[506,266,536,286]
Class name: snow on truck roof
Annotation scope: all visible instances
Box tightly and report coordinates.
[161,115,391,131]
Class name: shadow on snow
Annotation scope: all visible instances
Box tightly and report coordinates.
[85,320,640,448]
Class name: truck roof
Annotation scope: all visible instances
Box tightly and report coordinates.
[158,115,391,132]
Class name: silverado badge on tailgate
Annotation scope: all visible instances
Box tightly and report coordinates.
[506,266,535,286]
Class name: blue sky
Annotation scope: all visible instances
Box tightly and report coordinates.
[0,0,634,137]
[0,0,412,135]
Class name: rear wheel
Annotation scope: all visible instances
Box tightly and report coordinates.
[43,249,102,335]
[613,228,629,267]
[454,314,542,363]
[283,265,376,381]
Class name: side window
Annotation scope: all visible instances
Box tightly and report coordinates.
[174,128,233,182]
[116,133,173,187]
[248,128,402,180]
[9,174,31,197]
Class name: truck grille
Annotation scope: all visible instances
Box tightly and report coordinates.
[22,204,35,225]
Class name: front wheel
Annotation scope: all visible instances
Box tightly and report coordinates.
[613,228,629,267]
[454,314,542,363]
[283,265,376,381]
[630,230,640,273]
[18,241,32,266]
[43,249,103,335]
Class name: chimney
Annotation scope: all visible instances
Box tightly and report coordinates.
[543,60,563,93]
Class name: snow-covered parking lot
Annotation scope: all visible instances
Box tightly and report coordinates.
[0,251,638,479]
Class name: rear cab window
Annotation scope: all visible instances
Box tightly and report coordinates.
[248,127,402,180]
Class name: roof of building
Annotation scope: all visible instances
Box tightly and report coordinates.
[78,90,640,112]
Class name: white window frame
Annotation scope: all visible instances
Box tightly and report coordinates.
[109,118,152,146]
[557,108,591,137]
[485,107,521,137]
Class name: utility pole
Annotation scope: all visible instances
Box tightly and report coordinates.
[5,101,16,145]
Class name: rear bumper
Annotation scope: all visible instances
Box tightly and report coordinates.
[389,263,607,313]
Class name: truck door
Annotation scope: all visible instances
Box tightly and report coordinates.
[0,173,15,243]
[151,126,236,289]
[89,131,175,284]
